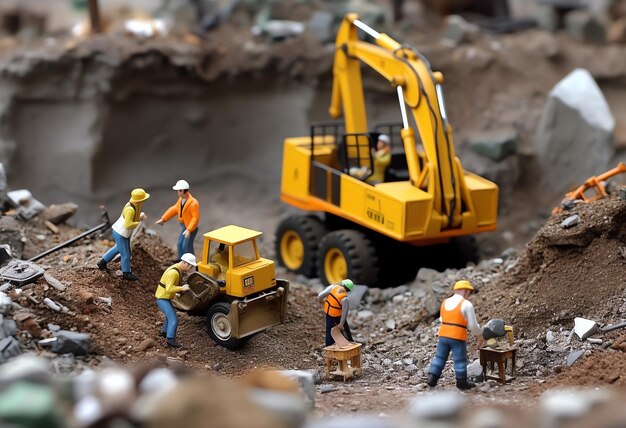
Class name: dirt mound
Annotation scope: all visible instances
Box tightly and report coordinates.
[18,229,324,374]
[476,193,626,336]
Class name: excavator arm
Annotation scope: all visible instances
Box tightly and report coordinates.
[329,13,465,228]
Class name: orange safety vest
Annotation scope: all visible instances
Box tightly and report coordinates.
[324,285,346,317]
[438,297,468,341]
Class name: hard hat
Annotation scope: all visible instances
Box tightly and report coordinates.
[453,280,474,291]
[180,253,197,266]
[341,279,354,291]
[378,134,390,144]
[130,188,150,203]
[172,180,190,191]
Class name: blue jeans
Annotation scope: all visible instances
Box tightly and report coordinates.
[156,299,178,339]
[428,336,468,380]
[177,224,198,259]
[102,230,132,273]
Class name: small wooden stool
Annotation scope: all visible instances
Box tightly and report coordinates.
[324,343,362,382]
[479,347,518,384]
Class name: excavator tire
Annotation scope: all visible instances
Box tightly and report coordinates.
[317,229,380,286]
[206,302,248,350]
[275,215,326,277]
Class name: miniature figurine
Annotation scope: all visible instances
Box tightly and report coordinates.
[317,279,355,346]
[97,188,150,281]
[210,243,229,280]
[366,134,391,184]
[155,253,195,348]
[155,179,200,261]
[427,279,484,390]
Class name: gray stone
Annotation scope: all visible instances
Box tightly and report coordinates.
[0,217,24,259]
[7,189,46,220]
[574,317,598,340]
[320,384,334,394]
[409,390,465,420]
[357,310,374,321]
[40,330,91,355]
[459,149,521,198]
[535,68,615,194]
[0,292,11,315]
[307,11,334,44]
[0,336,22,363]
[0,354,51,386]
[392,294,405,304]
[385,319,396,331]
[565,10,606,44]
[467,359,483,379]
[277,370,315,409]
[566,350,585,367]
[416,267,439,283]
[482,319,506,340]
[561,215,580,229]
[546,330,555,343]
[306,415,397,428]
[249,389,307,428]
[466,129,518,161]
[443,15,480,45]
[405,364,418,373]
[0,163,6,206]
[536,4,560,32]
[1,319,17,338]
[41,203,78,225]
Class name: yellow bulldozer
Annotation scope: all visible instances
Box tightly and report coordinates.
[173,225,288,349]
[275,14,498,286]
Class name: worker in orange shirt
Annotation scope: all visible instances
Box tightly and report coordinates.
[155,180,200,261]
[427,280,484,390]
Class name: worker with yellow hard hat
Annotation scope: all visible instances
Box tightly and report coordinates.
[317,279,355,346]
[426,279,484,390]
[97,188,150,281]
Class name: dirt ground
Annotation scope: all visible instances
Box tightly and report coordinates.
[6,190,626,416]
[4,2,626,419]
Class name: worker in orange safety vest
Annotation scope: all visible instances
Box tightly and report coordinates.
[317,279,355,346]
[426,279,484,390]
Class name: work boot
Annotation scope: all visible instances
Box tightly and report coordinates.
[97,259,108,270]
[426,374,439,387]
[456,378,476,390]
[122,272,139,281]
[167,338,182,348]
[160,331,166,338]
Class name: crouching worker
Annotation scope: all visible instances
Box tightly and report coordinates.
[155,253,196,348]
[427,279,484,390]
[317,279,355,346]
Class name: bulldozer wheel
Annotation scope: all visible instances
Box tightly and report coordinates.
[206,302,247,350]
[275,215,325,277]
[317,230,379,286]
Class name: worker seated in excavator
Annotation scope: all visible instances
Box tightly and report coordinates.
[210,243,229,283]
[348,134,391,185]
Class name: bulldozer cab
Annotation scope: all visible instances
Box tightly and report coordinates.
[199,225,277,298]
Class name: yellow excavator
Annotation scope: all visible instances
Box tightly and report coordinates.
[276,14,498,286]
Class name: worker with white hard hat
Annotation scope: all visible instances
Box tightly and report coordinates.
[156,179,201,261]
[426,279,484,390]
[367,134,391,184]
[155,253,196,348]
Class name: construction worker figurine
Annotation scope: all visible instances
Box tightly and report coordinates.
[155,253,195,348]
[427,279,484,390]
[155,179,200,261]
[317,279,355,346]
[97,188,150,281]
